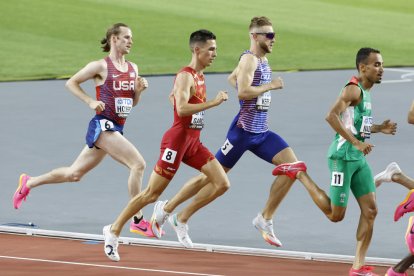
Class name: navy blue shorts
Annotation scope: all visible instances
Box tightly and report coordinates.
[85,115,124,148]
[215,120,289,168]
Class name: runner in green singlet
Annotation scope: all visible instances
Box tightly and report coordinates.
[273,47,397,276]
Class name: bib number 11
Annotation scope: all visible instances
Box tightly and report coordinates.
[331,171,344,187]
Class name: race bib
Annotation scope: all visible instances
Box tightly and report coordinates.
[220,139,233,155]
[256,91,271,111]
[162,148,177,164]
[99,119,115,131]
[359,116,373,139]
[190,111,205,129]
[331,171,344,187]
[115,97,133,118]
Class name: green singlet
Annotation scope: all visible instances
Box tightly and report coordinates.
[327,77,375,207]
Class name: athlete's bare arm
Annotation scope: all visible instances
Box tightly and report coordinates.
[408,101,414,124]
[371,119,397,134]
[174,72,227,117]
[65,59,106,112]
[325,85,374,155]
[228,68,237,88]
[236,54,283,100]
[131,63,148,106]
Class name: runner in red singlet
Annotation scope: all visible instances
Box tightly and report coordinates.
[102,29,229,262]
[13,23,155,237]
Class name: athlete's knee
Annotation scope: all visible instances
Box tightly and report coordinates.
[362,205,378,221]
[328,210,346,222]
[131,159,146,173]
[141,187,161,203]
[329,214,345,222]
[214,178,230,196]
[65,170,85,182]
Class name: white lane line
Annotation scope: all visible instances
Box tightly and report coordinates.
[382,79,412,84]
[382,68,414,84]
[402,72,414,79]
[0,255,225,276]
[384,68,414,73]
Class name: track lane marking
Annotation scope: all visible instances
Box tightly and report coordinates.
[0,255,225,276]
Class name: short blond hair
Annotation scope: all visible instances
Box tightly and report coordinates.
[249,16,272,30]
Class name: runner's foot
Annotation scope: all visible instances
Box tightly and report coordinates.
[374,162,401,187]
[395,190,414,222]
[103,225,120,262]
[150,200,169,239]
[168,214,193,248]
[13,174,31,209]
[349,265,378,276]
[252,213,282,247]
[272,161,307,179]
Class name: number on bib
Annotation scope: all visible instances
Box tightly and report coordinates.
[256,91,271,111]
[331,171,344,187]
[220,139,233,155]
[359,115,373,139]
[162,148,177,164]
[99,119,114,131]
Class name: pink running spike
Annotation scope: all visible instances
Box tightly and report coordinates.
[130,219,164,238]
[13,174,31,209]
[394,190,414,222]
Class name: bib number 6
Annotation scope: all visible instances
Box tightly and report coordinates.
[99,119,114,131]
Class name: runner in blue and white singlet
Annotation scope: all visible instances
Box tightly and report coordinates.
[236,50,272,133]
[216,49,288,168]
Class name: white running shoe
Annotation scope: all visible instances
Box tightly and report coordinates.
[168,214,194,248]
[103,225,120,262]
[374,162,402,187]
[151,200,169,239]
[252,213,282,247]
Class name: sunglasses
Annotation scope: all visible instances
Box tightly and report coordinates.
[251,32,276,40]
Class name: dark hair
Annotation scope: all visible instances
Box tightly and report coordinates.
[356,47,381,71]
[249,16,272,30]
[189,29,216,48]
[100,23,129,52]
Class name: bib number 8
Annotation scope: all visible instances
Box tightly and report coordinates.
[162,148,177,164]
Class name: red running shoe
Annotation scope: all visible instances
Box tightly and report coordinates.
[272,161,307,179]
[349,265,378,276]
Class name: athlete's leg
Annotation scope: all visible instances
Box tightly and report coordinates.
[295,171,344,221]
[26,146,106,189]
[393,254,414,273]
[111,171,170,236]
[392,172,414,190]
[295,158,351,222]
[375,162,414,189]
[261,147,297,219]
[95,131,146,198]
[353,192,377,269]
[176,160,230,223]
